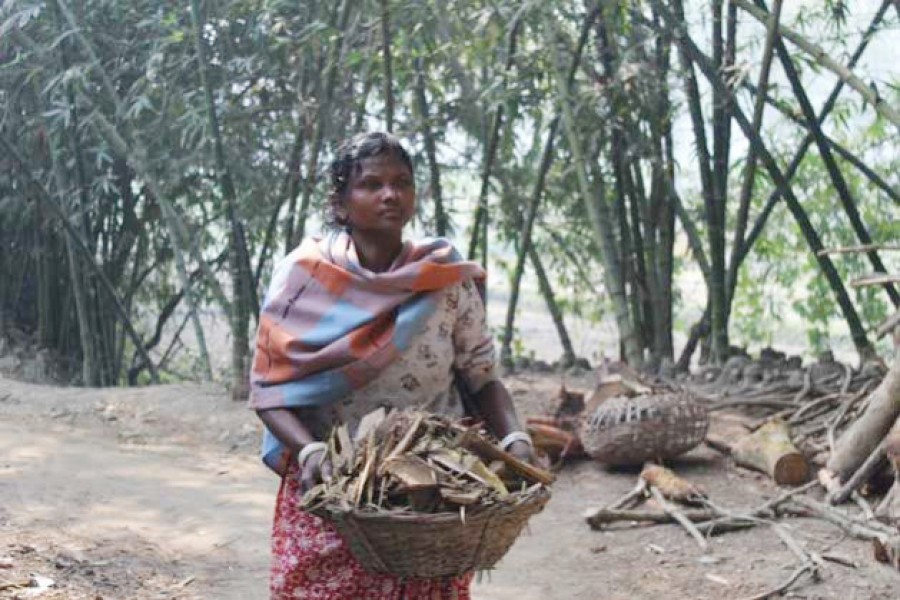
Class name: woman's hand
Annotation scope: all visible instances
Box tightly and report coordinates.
[298,449,333,495]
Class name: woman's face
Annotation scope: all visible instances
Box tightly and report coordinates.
[339,153,416,238]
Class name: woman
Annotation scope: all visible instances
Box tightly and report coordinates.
[250,132,533,599]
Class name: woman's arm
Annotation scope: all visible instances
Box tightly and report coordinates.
[451,280,533,461]
[256,408,318,457]
[256,408,331,489]
[472,380,534,462]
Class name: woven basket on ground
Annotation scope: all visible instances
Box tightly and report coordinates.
[580,391,708,465]
[316,485,550,579]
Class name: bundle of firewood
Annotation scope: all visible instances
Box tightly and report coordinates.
[302,410,553,515]
[691,350,887,477]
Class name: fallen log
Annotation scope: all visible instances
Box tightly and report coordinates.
[827,353,900,480]
[732,419,809,485]
[705,412,753,454]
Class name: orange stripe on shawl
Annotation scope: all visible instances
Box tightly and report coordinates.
[293,258,352,297]
[412,262,482,291]
[348,312,395,357]
[254,314,302,383]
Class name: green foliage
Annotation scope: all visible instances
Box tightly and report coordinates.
[1,0,897,385]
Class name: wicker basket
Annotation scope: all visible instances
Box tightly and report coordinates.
[315,486,550,579]
[580,391,708,465]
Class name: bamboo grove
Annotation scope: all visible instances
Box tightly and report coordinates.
[1,0,898,393]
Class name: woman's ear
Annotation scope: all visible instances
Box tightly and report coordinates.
[330,194,348,226]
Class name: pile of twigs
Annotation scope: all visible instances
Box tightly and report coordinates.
[585,463,900,599]
[302,411,553,515]
[688,356,886,464]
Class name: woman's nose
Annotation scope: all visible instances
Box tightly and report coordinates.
[381,184,399,201]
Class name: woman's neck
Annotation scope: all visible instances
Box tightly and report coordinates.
[350,231,404,273]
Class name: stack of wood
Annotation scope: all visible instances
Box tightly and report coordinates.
[695,270,900,567]
[816,253,900,522]
[819,349,900,518]
[301,410,554,515]
[694,349,886,471]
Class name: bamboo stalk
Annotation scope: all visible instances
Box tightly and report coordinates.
[1,136,160,383]
[729,0,891,283]
[379,0,394,133]
[652,0,876,362]
[413,56,448,237]
[734,0,900,131]
[728,0,782,302]
[769,11,900,306]
[500,11,596,366]
[528,245,576,366]
[190,0,256,391]
[292,0,354,247]
[819,245,900,256]
[466,9,525,263]
[551,13,642,368]
[876,311,900,339]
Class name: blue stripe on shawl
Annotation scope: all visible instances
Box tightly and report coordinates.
[259,291,440,475]
[300,299,374,346]
[262,429,289,473]
[394,292,437,351]
[259,368,352,474]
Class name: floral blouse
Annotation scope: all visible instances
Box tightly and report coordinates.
[294,279,498,441]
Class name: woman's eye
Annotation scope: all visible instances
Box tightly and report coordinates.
[363,180,381,190]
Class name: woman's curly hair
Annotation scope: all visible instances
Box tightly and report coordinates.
[326,132,414,228]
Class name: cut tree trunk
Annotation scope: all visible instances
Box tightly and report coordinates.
[827,353,900,480]
[732,419,809,485]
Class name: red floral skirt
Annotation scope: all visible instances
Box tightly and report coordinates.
[270,465,473,599]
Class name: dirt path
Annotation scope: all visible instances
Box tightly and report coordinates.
[2,374,899,599]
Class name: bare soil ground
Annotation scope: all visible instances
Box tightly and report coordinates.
[2,372,900,600]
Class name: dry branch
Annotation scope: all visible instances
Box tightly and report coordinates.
[604,479,649,511]
[738,562,816,600]
[818,245,900,256]
[584,506,718,529]
[829,440,886,505]
[850,273,900,288]
[876,310,900,339]
[649,486,708,551]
